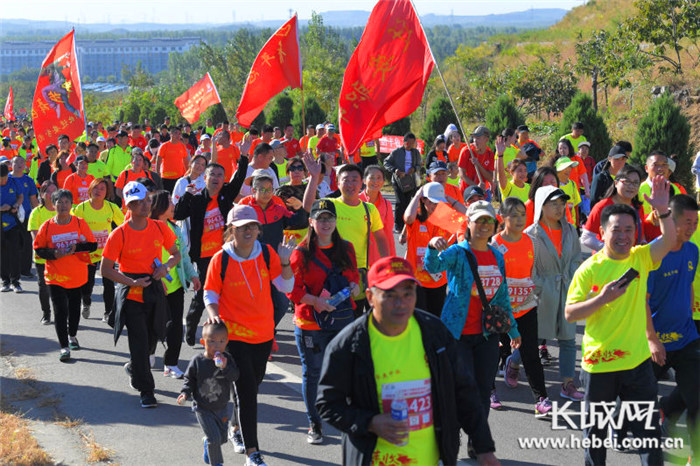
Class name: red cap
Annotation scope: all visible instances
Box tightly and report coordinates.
[367,256,419,290]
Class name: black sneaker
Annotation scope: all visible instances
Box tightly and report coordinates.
[539,346,552,366]
[40,315,51,325]
[1,283,11,292]
[140,392,157,408]
[12,283,23,294]
[307,423,323,444]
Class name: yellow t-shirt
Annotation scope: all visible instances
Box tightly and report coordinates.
[564,134,587,150]
[560,178,582,225]
[496,146,520,181]
[567,245,658,373]
[71,201,125,263]
[638,181,682,217]
[161,222,183,294]
[369,315,439,466]
[360,140,378,158]
[87,160,108,180]
[28,206,55,265]
[689,212,700,321]
[500,180,530,203]
[328,198,383,269]
[446,175,460,187]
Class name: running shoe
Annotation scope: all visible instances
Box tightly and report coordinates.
[504,355,519,389]
[164,366,184,379]
[140,392,157,408]
[12,283,23,294]
[535,397,552,418]
[59,348,70,362]
[246,451,267,466]
[307,423,323,444]
[102,313,109,323]
[539,345,552,366]
[490,389,503,410]
[1,283,11,292]
[81,304,90,319]
[560,381,584,401]
[203,437,210,464]
[228,426,245,454]
[40,316,51,325]
[68,336,80,350]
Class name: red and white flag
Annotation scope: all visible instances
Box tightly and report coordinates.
[174,72,221,124]
[4,87,14,121]
[235,15,302,127]
[31,29,85,153]
[339,0,435,155]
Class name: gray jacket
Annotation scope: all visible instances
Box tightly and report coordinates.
[383,147,422,186]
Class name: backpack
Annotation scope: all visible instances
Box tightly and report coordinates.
[308,255,354,332]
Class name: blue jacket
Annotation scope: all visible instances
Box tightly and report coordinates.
[424,240,519,340]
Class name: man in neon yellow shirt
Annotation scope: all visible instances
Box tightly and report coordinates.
[565,175,675,465]
[638,150,683,217]
[308,124,325,158]
[317,256,499,465]
[563,121,587,150]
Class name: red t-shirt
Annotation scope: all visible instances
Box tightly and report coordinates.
[458,144,494,191]
[281,138,302,158]
[316,135,338,153]
[584,198,645,244]
[129,135,147,151]
[200,199,225,258]
[405,220,449,288]
[215,144,240,180]
[463,249,501,335]
[63,172,95,204]
[158,141,188,179]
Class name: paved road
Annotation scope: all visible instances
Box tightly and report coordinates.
[0,218,691,465]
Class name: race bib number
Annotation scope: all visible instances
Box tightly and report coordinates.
[472,264,501,298]
[507,277,535,306]
[204,207,224,233]
[416,247,443,282]
[51,231,79,250]
[380,379,433,431]
[78,187,89,202]
[94,229,110,249]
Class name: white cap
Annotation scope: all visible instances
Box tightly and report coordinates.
[668,158,676,173]
[422,181,448,204]
[123,181,148,205]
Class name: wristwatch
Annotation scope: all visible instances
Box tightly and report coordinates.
[657,210,671,219]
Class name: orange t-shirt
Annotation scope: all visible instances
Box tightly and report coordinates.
[200,199,225,258]
[405,220,448,288]
[433,150,448,164]
[115,169,148,190]
[33,216,96,288]
[447,143,465,163]
[569,154,586,188]
[299,135,311,151]
[63,172,95,204]
[463,249,501,335]
[158,141,188,179]
[54,168,72,189]
[444,182,465,206]
[230,130,244,145]
[541,223,562,257]
[493,233,536,318]
[250,138,262,154]
[215,144,240,180]
[204,245,282,344]
[102,218,177,302]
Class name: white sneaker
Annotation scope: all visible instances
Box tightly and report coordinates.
[164,366,184,379]
[228,426,245,454]
[246,451,267,466]
[149,354,156,368]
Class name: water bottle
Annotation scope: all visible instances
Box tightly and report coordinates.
[214,352,224,368]
[390,391,409,447]
[326,287,351,308]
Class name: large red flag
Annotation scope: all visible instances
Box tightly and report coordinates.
[235,15,301,127]
[4,87,14,121]
[339,0,435,155]
[174,73,221,124]
[32,30,85,153]
[427,202,466,236]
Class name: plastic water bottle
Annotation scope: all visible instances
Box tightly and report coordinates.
[326,287,351,308]
[214,352,224,368]
[390,392,409,447]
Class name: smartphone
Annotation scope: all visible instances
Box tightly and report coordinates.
[614,267,639,288]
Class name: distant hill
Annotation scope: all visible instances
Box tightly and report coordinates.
[0,8,568,36]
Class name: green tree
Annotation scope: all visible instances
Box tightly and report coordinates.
[250,111,266,131]
[207,103,228,126]
[554,92,612,162]
[575,29,651,110]
[420,96,457,144]
[484,94,525,144]
[633,93,692,189]
[625,0,700,74]
[512,57,578,118]
[383,117,411,136]
[291,96,326,135]
[120,100,141,124]
[267,95,295,129]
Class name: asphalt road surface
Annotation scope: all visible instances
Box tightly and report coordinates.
[0,217,692,465]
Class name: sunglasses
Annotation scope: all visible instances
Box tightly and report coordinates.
[288,165,305,172]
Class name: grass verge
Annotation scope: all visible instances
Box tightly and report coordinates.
[0,411,54,465]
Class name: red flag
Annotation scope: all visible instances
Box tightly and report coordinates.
[427,202,466,236]
[4,87,14,121]
[174,73,222,124]
[339,0,435,155]
[32,30,85,154]
[235,15,301,127]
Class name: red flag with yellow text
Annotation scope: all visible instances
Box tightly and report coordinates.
[427,202,466,236]
[339,0,434,155]
[4,87,14,121]
[31,30,84,153]
[174,73,221,124]
[236,15,301,128]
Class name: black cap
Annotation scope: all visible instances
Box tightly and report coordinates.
[310,198,336,219]
[516,125,530,133]
[608,145,628,158]
[463,185,486,203]
[428,161,448,174]
[75,155,88,164]
[544,188,571,204]
[116,130,129,138]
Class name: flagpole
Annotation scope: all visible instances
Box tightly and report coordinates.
[294,12,305,140]
[72,28,88,141]
[408,0,483,184]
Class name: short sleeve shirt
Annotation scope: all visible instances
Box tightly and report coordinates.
[71,200,124,263]
[158,141,188,179]
[328,198,383,269]
[28,205,55,264]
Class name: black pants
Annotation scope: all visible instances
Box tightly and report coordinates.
[458,333,499,419]
[416,284,446,318]
[360,155,378,174]
[124,299,158,395]
[185,257,212,346]
[581,359,662,466]
[36,263,51,319]
[164,287,185,367]
[514,308,548,401]
[227,339,273,451]
[20,218,33,275]
[0,226,21,285]
[653,338,699,454]
[49,284,82,348]
[162,178,177,193]
[83,262,115,315]
[271,287,289,329]
[392,184,416,231]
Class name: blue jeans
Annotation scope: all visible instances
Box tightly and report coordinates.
[294,326,338,426]
[513,337,577,380]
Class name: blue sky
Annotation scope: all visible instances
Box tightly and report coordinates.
[2,0,585,24]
